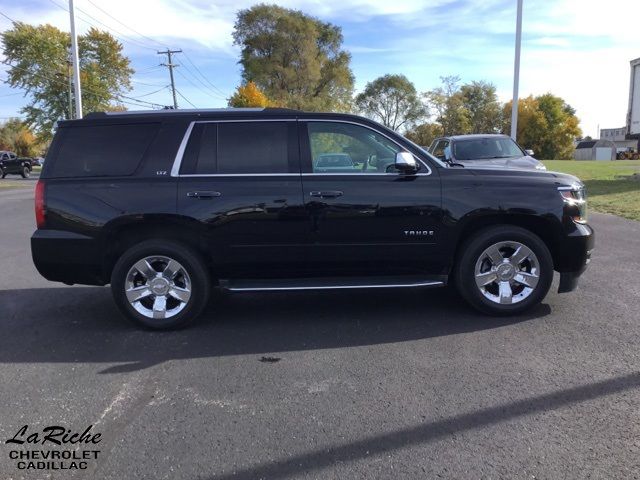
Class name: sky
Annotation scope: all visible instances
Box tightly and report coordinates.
[0,0,638,138]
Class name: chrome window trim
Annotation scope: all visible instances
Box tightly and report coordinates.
[179,173,300,177]
[170,121,195,177]
[301,118,433,175]
[171,117,437,177]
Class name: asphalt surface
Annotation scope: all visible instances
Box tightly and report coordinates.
[1,185,639,479]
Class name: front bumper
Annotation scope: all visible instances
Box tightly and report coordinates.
[556,222,594,293]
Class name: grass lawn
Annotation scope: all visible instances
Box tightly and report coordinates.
[543,160,640,222]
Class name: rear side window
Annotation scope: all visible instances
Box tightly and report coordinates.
[48,123,158,178]
[180,121,291,174]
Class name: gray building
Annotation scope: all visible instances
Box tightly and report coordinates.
[573,139,616,161]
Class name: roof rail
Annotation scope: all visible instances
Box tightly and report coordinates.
[84,107,302,119]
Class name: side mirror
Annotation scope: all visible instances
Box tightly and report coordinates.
[525,149,535,157]
[395,151,419,173]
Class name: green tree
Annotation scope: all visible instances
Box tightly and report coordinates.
[355,74,426,131]
[1,22,133,140]
[424,76,470,136]
[232,3,354,112]
[404,122,443,148]
[0,118,42,156]
[503,94,581,159]
[460,81,502,133]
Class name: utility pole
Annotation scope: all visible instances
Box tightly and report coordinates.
[158,49,182,109]
[68,0,83,118]
[510,0,523,140]
[67,56,74,120]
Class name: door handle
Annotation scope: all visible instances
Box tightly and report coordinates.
[310,190,343,198]
[186,191,221,199]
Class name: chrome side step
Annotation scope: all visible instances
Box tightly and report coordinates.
[221,275,446,292]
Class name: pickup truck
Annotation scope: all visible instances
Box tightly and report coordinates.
[0,151,32,178]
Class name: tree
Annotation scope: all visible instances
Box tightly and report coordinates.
[228,81,273,108]
[460,81,502,134]
[1,22,133,140]
[404,122,443,148]
[502,94,581,159]
[424,76,470,136]
[536,93,582,159]
[0,118,42,156]
[355,74,426,131]
[232,4,354,112]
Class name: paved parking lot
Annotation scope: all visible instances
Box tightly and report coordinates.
[1,185,639,479]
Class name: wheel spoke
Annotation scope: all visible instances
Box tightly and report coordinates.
[513,272,539,288]
[133,259,157,280]
[475,271,497,287]
[485,245,504,265]
[168,286,190,303]
[510,245,532,267]
[163,259,181,280]
[152,296,167,319]
[498,281,513,304]
[125,285,153,303]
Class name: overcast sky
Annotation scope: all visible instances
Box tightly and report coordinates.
[1,0,638,137]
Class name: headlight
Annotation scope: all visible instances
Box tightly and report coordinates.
[558,186,587,223]
[535,164,547,170]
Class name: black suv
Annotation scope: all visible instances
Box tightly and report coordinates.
[31,108,594,329]
[0,150,32,178]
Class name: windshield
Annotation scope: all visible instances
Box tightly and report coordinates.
[453,137,523,160]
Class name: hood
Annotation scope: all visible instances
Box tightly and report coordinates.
[455,155,545,171]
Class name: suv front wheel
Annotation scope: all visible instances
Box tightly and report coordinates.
[111,240,211,329]
[455,225,553,316]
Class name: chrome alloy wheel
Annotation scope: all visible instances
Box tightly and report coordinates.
[474,241,540,305]
[124,255,192,319]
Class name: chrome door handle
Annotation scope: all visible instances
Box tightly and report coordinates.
[310,191,343,198]
[186,191,221,199]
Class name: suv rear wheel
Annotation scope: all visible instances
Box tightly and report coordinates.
[110,240,211,329]
[455,225,553,316]
[21,166,30,178]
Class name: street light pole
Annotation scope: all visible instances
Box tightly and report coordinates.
[69,0,83,118]
[510,0,523,140]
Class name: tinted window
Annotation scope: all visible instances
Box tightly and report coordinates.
[307,122,401,174]
[182,122,290,174]
[453,137,523,160]
[49,123,158,178]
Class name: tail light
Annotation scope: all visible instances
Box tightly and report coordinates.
[35,179,46,228]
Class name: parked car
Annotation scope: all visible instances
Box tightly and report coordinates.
[427,134,546,170]
[0,150,32,178]
[31,108,593,329]
[28,157,44,167]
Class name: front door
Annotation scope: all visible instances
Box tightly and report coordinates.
[299,120,444,277]
[176,120,307,278]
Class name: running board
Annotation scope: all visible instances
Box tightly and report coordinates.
[221,275,446,292]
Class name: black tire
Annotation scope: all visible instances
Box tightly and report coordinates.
[454,225,553,316]
[110,240,211,330]
[21,166,30,178]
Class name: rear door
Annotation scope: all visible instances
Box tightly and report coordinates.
[176,119,307,278]
[299,119,445,276]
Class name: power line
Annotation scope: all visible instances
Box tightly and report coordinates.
[46,0,158,52]
[175,89,197,109]
[181,51,228,98]
[0,10,16,22]
[85,0,168,50]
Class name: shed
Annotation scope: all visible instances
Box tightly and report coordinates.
[573,139,616,161]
